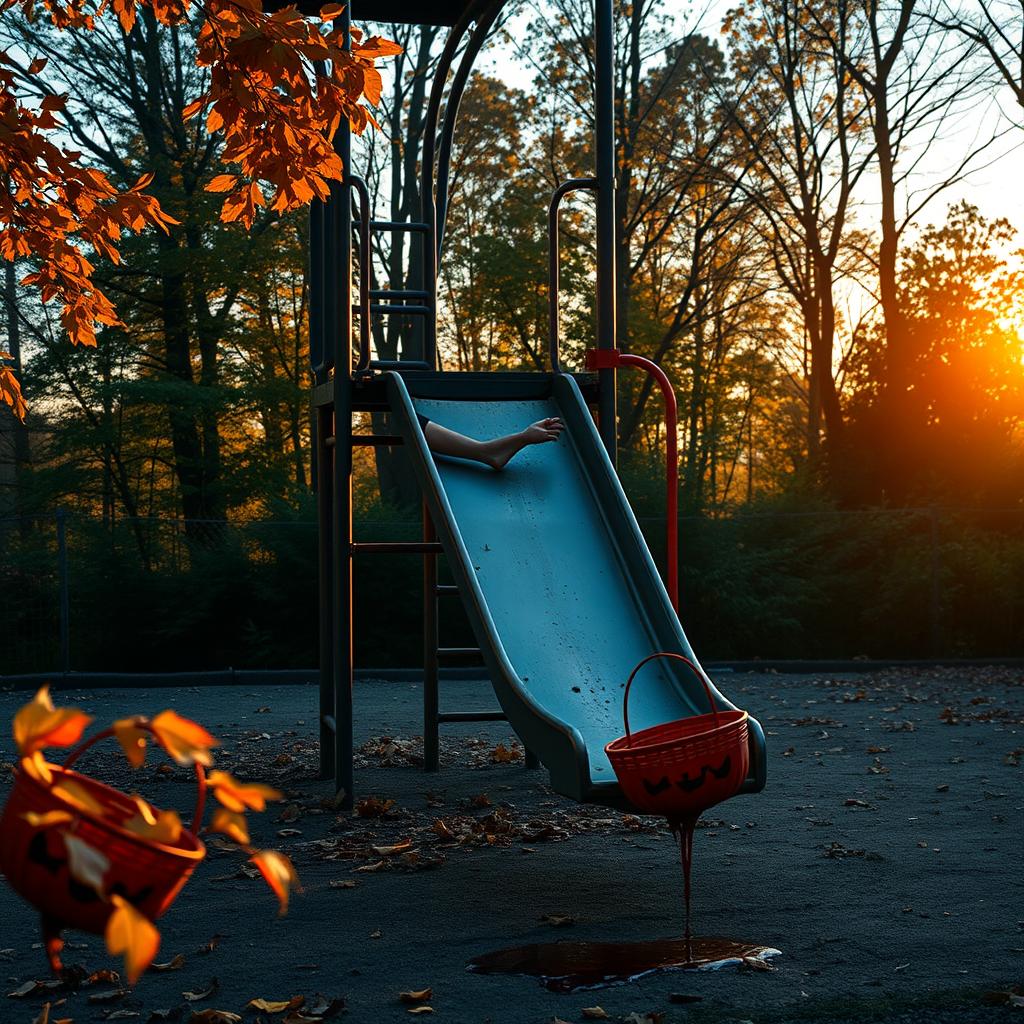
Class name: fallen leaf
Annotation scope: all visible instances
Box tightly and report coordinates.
[183,979,219,1001]
[432,820,456,841]
[399,989,432,1003]
[490,743,521,763]
[581,1008,608,1019]
[355,796,395,818]
[470,793,491,808]
[298,994,345,1019]
[84,967,120,986]
[540,914,575,927]
[329,880,357,889]
[151,954,186,971]
[371,840,413,857]
[355,860,388,873]
[88,987,128,1002]
[246,996,304,1012]
[187,1012,242,1024]
[406,1009,433,1016]
[8,979,63,997]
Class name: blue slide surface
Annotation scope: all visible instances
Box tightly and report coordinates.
[386,371,766,809]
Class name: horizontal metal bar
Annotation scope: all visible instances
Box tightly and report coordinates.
[351,542,444,554]
[370,289,430,300]
[352,434,403,446]
[368,360,433,371]
[371,304,431,316]
[434,585,459,596]
[437,710,507,723]
[355,220,431,233]
[437,647,483,660]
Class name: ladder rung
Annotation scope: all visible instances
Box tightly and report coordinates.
[370,289,430,300]
[355,220,431,233]
[352,434,403,446]
[437,710,506,723]
[371,304,431,316]
[437,647,483,661]
[352,542,443,554]
[321,714,337,733]
[434,585,459,596]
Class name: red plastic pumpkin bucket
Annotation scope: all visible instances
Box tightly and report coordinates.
[605,652,749,818]
[0,742,206,936]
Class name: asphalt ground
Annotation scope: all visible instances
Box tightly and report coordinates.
[0,668,1021,1024]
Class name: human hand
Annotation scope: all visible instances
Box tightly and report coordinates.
[522,417,564,444]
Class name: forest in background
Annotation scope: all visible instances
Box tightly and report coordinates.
[2,0,1024,670]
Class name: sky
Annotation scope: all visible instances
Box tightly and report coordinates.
[472,0,1024,246]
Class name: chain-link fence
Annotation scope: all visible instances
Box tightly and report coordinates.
[3,506,1023,676]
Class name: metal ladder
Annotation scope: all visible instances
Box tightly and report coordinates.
[346,184,535,772]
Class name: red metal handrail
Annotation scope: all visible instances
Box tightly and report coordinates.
[586,348,678,612]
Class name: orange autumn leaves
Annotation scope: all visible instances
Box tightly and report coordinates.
[9,686,298,983]
[0,51,178,419]
[191,1,400,225]
[0,0,400,421]
[13,685,92,756]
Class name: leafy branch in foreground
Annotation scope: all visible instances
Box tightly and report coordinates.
[0,0,400,420]
[1,685,300,983]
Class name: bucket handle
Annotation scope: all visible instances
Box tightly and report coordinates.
[622,651,720,747]
[62,723,207,835]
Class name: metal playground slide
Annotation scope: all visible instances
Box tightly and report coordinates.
[386,371,767,810]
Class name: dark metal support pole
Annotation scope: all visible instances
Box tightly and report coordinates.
[435,0,503,260]
[316,404,334,778]
[594,0,617,465]
[421,0,486,368]
[423,504,440,771]
[330,5,354,808]
[55,508,70,673]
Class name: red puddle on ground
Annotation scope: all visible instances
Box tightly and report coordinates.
[467,937,779,992]
[469,813,779,991]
